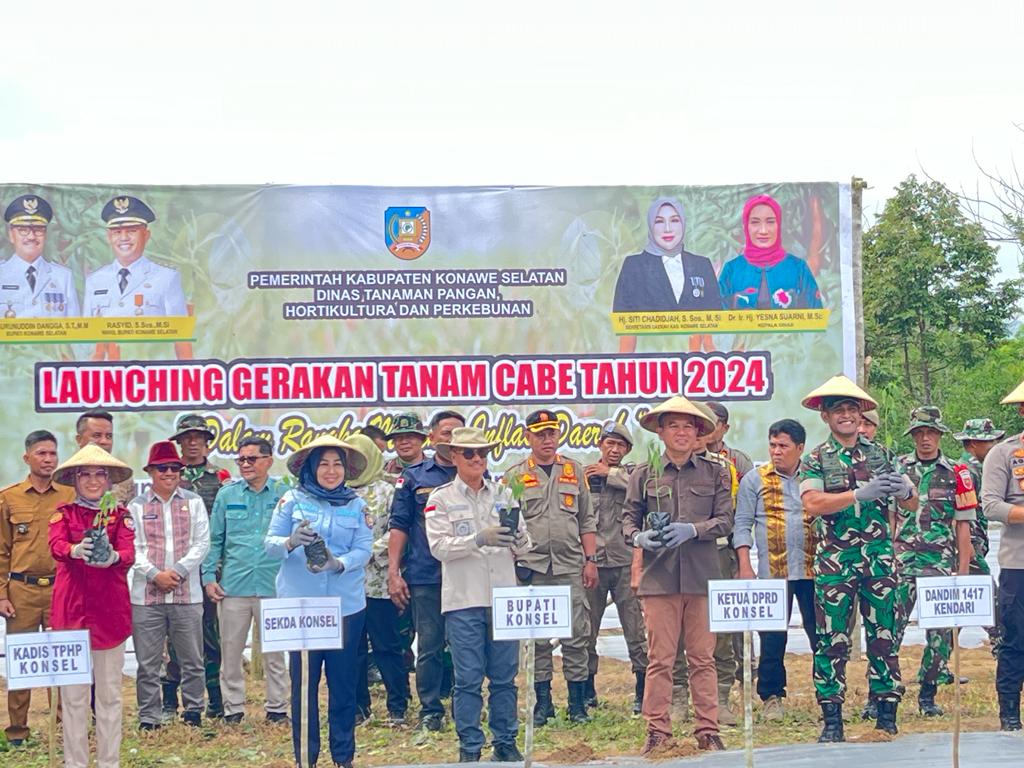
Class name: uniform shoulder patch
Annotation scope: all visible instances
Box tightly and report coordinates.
[123,515,135,530]
[395,476,406,489]
[49,512,63,524]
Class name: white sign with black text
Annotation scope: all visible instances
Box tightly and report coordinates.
[259,596,344,653]
[708,579,789,633]
[491,586,573,641]
[5,630,93,690]
[916,575,994,629]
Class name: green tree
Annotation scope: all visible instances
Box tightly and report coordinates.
[864,175,1023,403]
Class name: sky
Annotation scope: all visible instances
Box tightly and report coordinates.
[1,1,1021,269]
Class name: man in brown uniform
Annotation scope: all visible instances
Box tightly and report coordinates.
[0,430,75,746]
[503,409,598,725]
[583,421,647,714]
[74,409,135,505]
[623,396,732,753]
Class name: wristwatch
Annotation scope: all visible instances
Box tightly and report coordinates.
[585,554,598,563]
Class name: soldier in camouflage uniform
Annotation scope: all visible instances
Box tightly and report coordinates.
[893,407,976,716]
[954,418,1004,656]
[799,375,917,741]
[165,414,230,718]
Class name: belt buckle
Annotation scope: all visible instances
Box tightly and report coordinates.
[36,577,52,587]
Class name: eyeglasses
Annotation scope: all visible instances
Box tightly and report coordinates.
[153,465,183,474]
[13,225,46,237]
[76,469,109,480]
[236,455,266,466]
[458,448,490,460]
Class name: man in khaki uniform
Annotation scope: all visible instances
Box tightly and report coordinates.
[0,430,75,746]
[503,409,598,725]
[74,409,135,505]
[583,421,647,715]
[623,397,732,754]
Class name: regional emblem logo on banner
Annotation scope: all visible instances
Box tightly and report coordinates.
[385,207,431,260]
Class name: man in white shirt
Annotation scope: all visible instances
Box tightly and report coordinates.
[128,441,209,729]
[0,194,79,318]
[425,427,532,763]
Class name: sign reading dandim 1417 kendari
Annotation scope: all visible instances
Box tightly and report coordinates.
[0,183,856,475]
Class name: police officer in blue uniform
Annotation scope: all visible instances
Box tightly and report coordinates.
[83,196,187,319]
[386,410,466,732]
[1,195,79,318]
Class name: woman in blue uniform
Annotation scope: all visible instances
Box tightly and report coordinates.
[265,435,372,768]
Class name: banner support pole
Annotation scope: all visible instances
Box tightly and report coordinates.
[49,685,58,768]
[524,640,536,768]
[743,630,754,768]
[952,627,961,768]
[301,650,310,768]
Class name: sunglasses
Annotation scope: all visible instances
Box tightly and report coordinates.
[235,455,267,466]
[457,448,490,460]
[76,469,109,480]
[153,464,183,474]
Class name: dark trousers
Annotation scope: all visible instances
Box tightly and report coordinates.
[446,607,519,752]
[357,598,411,716]
[757,579,817,701]
[290,611,365,766]
[997,568,1024,695]
[410,584,447,717]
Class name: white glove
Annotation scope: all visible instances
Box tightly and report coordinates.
[632,530,664,552]
[289,522,317,550]
[662,522,698,548]
[308,553,345,574]
[475,525,515,548]
[71,539,94,560]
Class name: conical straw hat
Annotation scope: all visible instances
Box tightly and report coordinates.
[53,444,133,486]
[286,434,367,479]
[801,374,877,411]
[639,396,716,435]
[1000,378,1024,405]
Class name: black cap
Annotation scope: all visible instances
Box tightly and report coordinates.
[5,195,53,226]
[101,196,156,228]
[525,410,560,433]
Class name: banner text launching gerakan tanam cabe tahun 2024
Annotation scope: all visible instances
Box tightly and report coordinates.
[0,183,856,475]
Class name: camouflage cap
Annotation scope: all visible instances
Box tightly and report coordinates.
[953,418,1006,442]
[386,412,427,439]
[903,405,951,436]
[170,413,215,442]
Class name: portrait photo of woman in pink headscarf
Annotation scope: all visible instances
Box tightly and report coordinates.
[717,194,823,311]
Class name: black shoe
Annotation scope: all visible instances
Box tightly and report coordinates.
[458,748,481,762]
[860,697,877,720]
[918,683,944,717]
[385,711,406,726]
[817,702,844,743]
[533,681,555,727]
[161,683,180,715]
[224,713,244,725]
[267,712,290,724]
[334,762,353,768]
[998,692,1022,731]
[492,743,524,762]
[356,708,371,726]
[139,722,162,731]
[583,675,598,708]
[567,680,592,724]
[206,686,224,719]
[182,711,201,728]
[633,671,646,716]
[8,739,25,748]
[419,713,444,732]
[874,699,898,735]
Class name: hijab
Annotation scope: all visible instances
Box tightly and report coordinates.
[742,194,787,269]
[298,446,357,505]
[644,197,686,258]
[344,433,384,489]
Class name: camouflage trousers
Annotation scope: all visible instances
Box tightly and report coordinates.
[894,574,953,685]
[813,568,902,704]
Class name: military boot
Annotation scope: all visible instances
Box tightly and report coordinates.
[161,683,179,722]
[206,684,224,719]
[633,671,646,716]
[671,684,692,723]
[917,683,943,717]
[998,692,1022,731]
[533,681,555,727]
[567,681,592,724]
[859,696,877,720]
[583,675,598,709]
[874,699,898,735]
[817,703,844,743]
[718,686,739,727]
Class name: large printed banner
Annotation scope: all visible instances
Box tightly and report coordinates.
[0,183,854,476]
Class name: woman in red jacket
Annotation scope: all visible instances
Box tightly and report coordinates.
[49,444,135,768]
